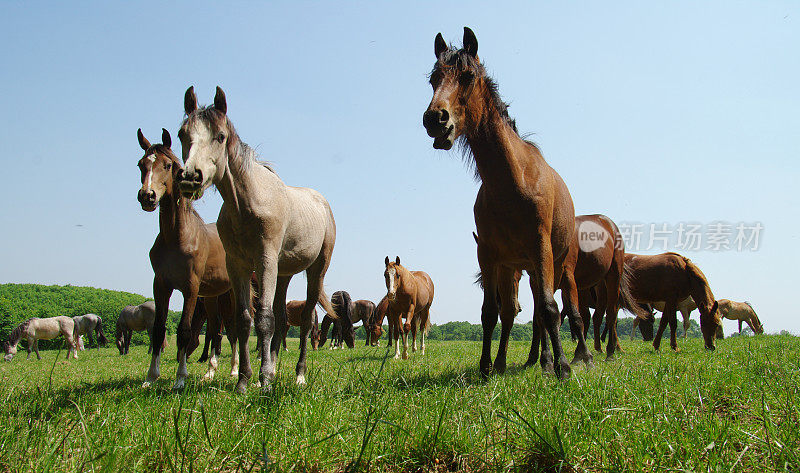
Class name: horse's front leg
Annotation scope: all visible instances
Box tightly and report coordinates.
[477,255,499,377]
[144,279,173,388]
[254,257,279,392]
[392,313,403,359]
[494,267,519,374]
[173,285,199,391]
[229,267,254,394]
[26,339,32,360]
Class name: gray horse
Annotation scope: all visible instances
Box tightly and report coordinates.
[177,86,338,393]
[116,301,166,355]
[72,313,108,348]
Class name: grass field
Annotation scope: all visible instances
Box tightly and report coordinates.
[0,334,798,472]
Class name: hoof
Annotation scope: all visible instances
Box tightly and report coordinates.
[402,352,408,360]
[605,354,616,362]
[172,381,185,391]
[235,382,248,394]
[672,347,681,353]
[254,380,262,388]
[393,354,400,360]
[296,374,306,386]
[142,381,153,389]
[556,363,572,380]
[541,363,555,375]
[230,370,238,377]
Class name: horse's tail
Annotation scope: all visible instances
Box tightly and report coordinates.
[331,291,351,324]
[474,271,484,289]
[317,290,338,320]
[619,264,650,320]
[96,317,108,346]
[423,313,432,335]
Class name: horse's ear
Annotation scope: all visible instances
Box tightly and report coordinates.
[395,256,401,265]
[214,86,227,114]
[463,27,478,57]
[385,256,390,266]
[137,128,151,151]
[161,128,171,149]
[472,231,479,244]
[711,300,719,316]
[184,86,198,115]
[435,33,448,58]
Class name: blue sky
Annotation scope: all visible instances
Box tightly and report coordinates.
[1,2,798,334]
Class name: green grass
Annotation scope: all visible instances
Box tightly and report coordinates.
[0,335,798,472]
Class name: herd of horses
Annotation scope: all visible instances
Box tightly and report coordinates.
[2,28,764,391]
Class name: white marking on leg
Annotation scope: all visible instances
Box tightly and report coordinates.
[143,351,162,388]
[174,349,188,390]
[296,374,306,385]
[203,353,218,380]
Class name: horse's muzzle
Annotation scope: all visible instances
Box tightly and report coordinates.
[137,189,157,211]
[177,169,204,198]
[423,109,455,150]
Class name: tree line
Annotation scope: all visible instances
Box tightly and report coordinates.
[1,283,707,351]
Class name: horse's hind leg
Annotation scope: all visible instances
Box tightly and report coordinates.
[604,270,621,360]
[410,317,418,353]
[682,309,691,339]
[173,287,200,391]
[26,339,32,360]
[202,296,222,381]
[561,269,593,367]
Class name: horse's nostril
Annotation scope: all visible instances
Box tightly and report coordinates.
[440,109,449,123]
[194,169,203,183]
[176,169,185,181]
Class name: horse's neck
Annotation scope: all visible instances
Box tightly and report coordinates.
[398,268,417,299]
[158,192,196,243]
[466,106,540,190]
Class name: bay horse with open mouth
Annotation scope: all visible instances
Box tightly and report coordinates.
[624,252,721,351]
[136,128,238,389]
[384,257,434,359]
[424,27,581,378]
[283,300,321,351]
[176,86,338,392]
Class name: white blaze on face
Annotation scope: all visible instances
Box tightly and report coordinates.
[387,267,398,299]
[145,155,156,191]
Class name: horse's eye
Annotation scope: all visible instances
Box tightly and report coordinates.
[164,162,171,170]
[216,133,225,143]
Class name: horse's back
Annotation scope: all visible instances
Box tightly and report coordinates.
[626,253,693,303]
[412,271,435,309]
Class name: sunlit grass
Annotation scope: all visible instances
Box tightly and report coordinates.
[0,334,797,471]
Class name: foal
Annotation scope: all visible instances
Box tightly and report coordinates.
[424,28,577,377]
[624,252,721,351]
[384,257,434,359]
[136,129,236,389]
[177,87,338,392]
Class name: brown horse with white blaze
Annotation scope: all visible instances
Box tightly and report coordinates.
[136,128,237,389]
[624,252,721,351]
[384,257,434,359]
[424,27,577,378]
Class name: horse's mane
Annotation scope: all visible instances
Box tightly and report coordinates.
[431,47,542,179]
[7,318,34,346]
[744,301,754,309]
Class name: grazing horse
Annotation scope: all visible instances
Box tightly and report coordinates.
[624,252,721,351]
[283,300,321,351]
[424,28,579,378]
[320,291,376,348]
[717,299,763,336]
[72,313,108,348]
[177,86,338,392]
[4,317,79,361]
[384,257,434,359]
[115,301,167,355]
[367,295,390,347]
[319,291,356,349]
[136,128,238,390]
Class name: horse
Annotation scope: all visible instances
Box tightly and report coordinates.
[3,317,79,361]
[366,295,390,347]
[561,215,648,359]
[424,28,581,378]
[717,299,763,336]
[384,257,434,359]
[319,292,376,348]
[177,86,338,392]
[283,300,321,351]
[136,128,239,390]
[623,252,721,351]
[72,313,108,348]
[115,301,167,355]
[319,291,356,349]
